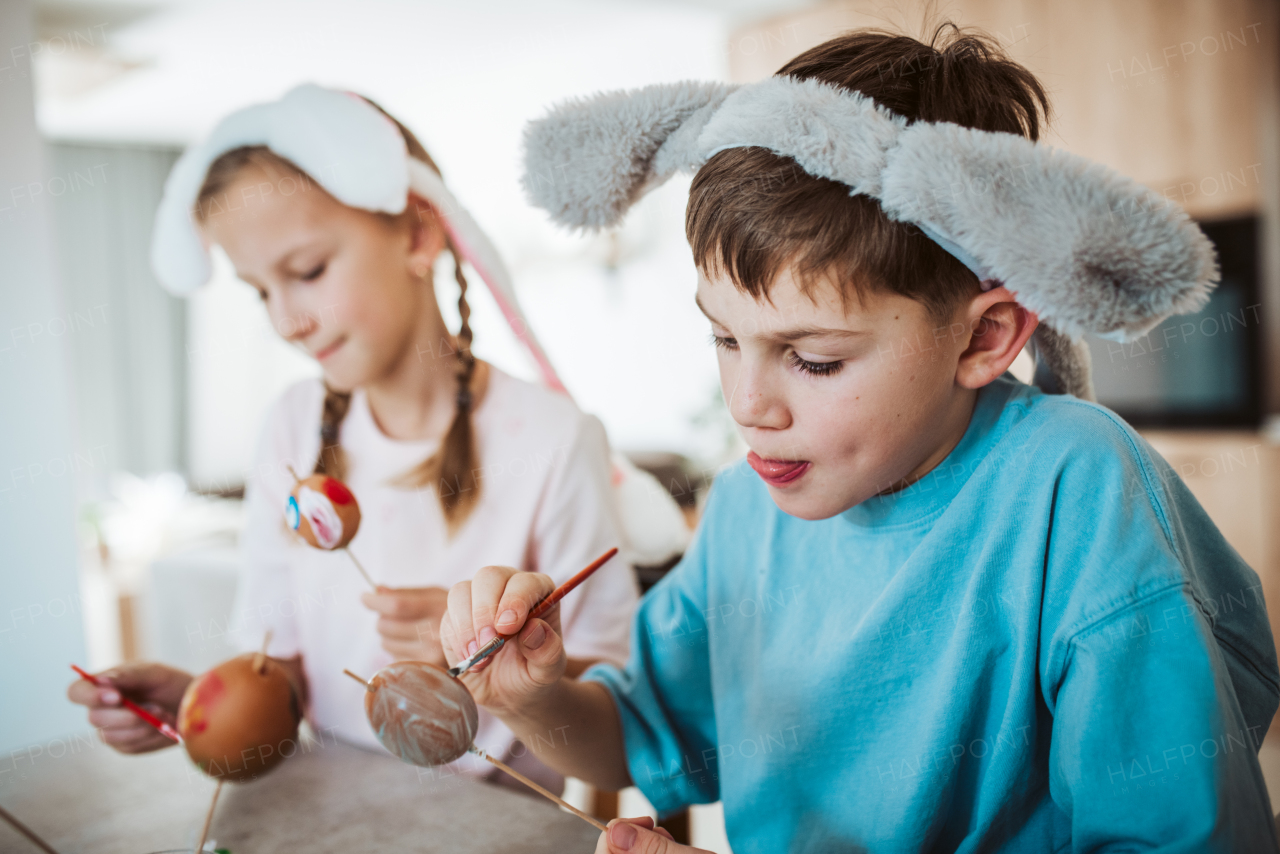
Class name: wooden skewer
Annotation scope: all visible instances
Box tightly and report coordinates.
[343,669,373,691]
[253,629,273,674]
[470,747,607,831]
[0,804,61,854]
[343,548,378,591]
[194,780,223,853]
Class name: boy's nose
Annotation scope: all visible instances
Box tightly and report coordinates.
[727,369,791,430]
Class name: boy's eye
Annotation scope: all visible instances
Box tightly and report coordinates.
[299,262,326,282]
[789,351,843,377]
[708,333,739,352]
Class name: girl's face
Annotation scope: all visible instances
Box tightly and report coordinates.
[200,165,445,391]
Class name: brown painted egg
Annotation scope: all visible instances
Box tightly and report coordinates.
[177,653,301,782]
[364,661,478,767]
[286,474,361,550]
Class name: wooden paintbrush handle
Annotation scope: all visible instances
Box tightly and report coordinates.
[527,547,618,623]
[450,547,619,677]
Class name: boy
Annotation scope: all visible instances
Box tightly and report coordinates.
[441,27,1280,852]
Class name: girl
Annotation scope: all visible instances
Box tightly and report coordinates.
[67,84,640,792]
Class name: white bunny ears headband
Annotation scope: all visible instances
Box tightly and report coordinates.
[521,77,1220,400]
[151,83,566,394]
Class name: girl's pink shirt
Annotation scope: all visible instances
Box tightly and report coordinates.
[235,365,639,771]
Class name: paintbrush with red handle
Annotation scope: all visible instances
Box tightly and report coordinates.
[447,546,618,677]
[70,664,182,743]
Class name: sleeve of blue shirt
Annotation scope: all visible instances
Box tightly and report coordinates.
[1050,587,1276,850]
[1042,418,1279,851]
[584,482,720,814]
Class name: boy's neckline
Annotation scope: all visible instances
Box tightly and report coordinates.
[840,374,1025,530]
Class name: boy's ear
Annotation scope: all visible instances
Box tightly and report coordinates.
[954,286,1039,389]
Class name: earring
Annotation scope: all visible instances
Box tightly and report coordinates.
[413,263,429,279]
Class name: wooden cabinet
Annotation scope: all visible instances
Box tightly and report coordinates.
[729,0,1271,220]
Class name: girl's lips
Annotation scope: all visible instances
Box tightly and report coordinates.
[746,451,811,486]
[313,337,345,360]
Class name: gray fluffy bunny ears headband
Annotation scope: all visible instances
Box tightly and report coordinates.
[521,76,1220,401]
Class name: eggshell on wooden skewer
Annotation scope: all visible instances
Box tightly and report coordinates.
[178,654,301,782]
[286,473,361,550]
[363,661,479,767]
[348,661,610,832]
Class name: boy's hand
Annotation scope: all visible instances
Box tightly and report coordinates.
[66,662,192,754]
[361,586,450,667]
[595,818,711,854]
[439,566,565,716]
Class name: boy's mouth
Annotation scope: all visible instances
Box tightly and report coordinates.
[747,451,810,486]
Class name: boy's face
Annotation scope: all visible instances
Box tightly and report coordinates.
[697,266,979,520]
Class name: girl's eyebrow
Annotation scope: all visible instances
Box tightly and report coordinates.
[274,238,329,273]
[695,293,865,340]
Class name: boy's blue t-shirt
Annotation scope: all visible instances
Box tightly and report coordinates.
[585,375,1280,853]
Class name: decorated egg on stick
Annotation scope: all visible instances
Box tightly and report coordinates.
[343,663,606,831]
[358,661,478,766]
[334,546,622,831]
[287,473,360,549]
[154,635,299,854]
[284,468,376,589]
[177,650,301,783]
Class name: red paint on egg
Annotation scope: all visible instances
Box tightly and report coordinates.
[323,477,354,505]
[179,671,226,735]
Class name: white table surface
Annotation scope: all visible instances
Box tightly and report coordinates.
[0,732,600,853]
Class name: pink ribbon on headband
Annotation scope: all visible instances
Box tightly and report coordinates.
[436,217,568,396]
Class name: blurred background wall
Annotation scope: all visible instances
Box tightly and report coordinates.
[1,0,1278,848]
[0,0,88,760]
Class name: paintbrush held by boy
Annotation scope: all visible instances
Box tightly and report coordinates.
[444,25,1280,853]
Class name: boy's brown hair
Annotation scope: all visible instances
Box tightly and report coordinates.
[686,24,1050,318]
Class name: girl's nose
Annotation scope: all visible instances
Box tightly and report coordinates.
[269,295,319,342]
[274,311,316,342]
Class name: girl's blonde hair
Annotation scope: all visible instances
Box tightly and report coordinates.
[195,99,482,533]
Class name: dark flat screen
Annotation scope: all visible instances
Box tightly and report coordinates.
[1085,216,1262,427]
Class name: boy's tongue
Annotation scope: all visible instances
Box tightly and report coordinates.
[747,451,808,479]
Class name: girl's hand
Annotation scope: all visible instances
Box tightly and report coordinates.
[595,817,710,854]
[66,663,192,754]
[439,566,565,717]
[361,586,450,667]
